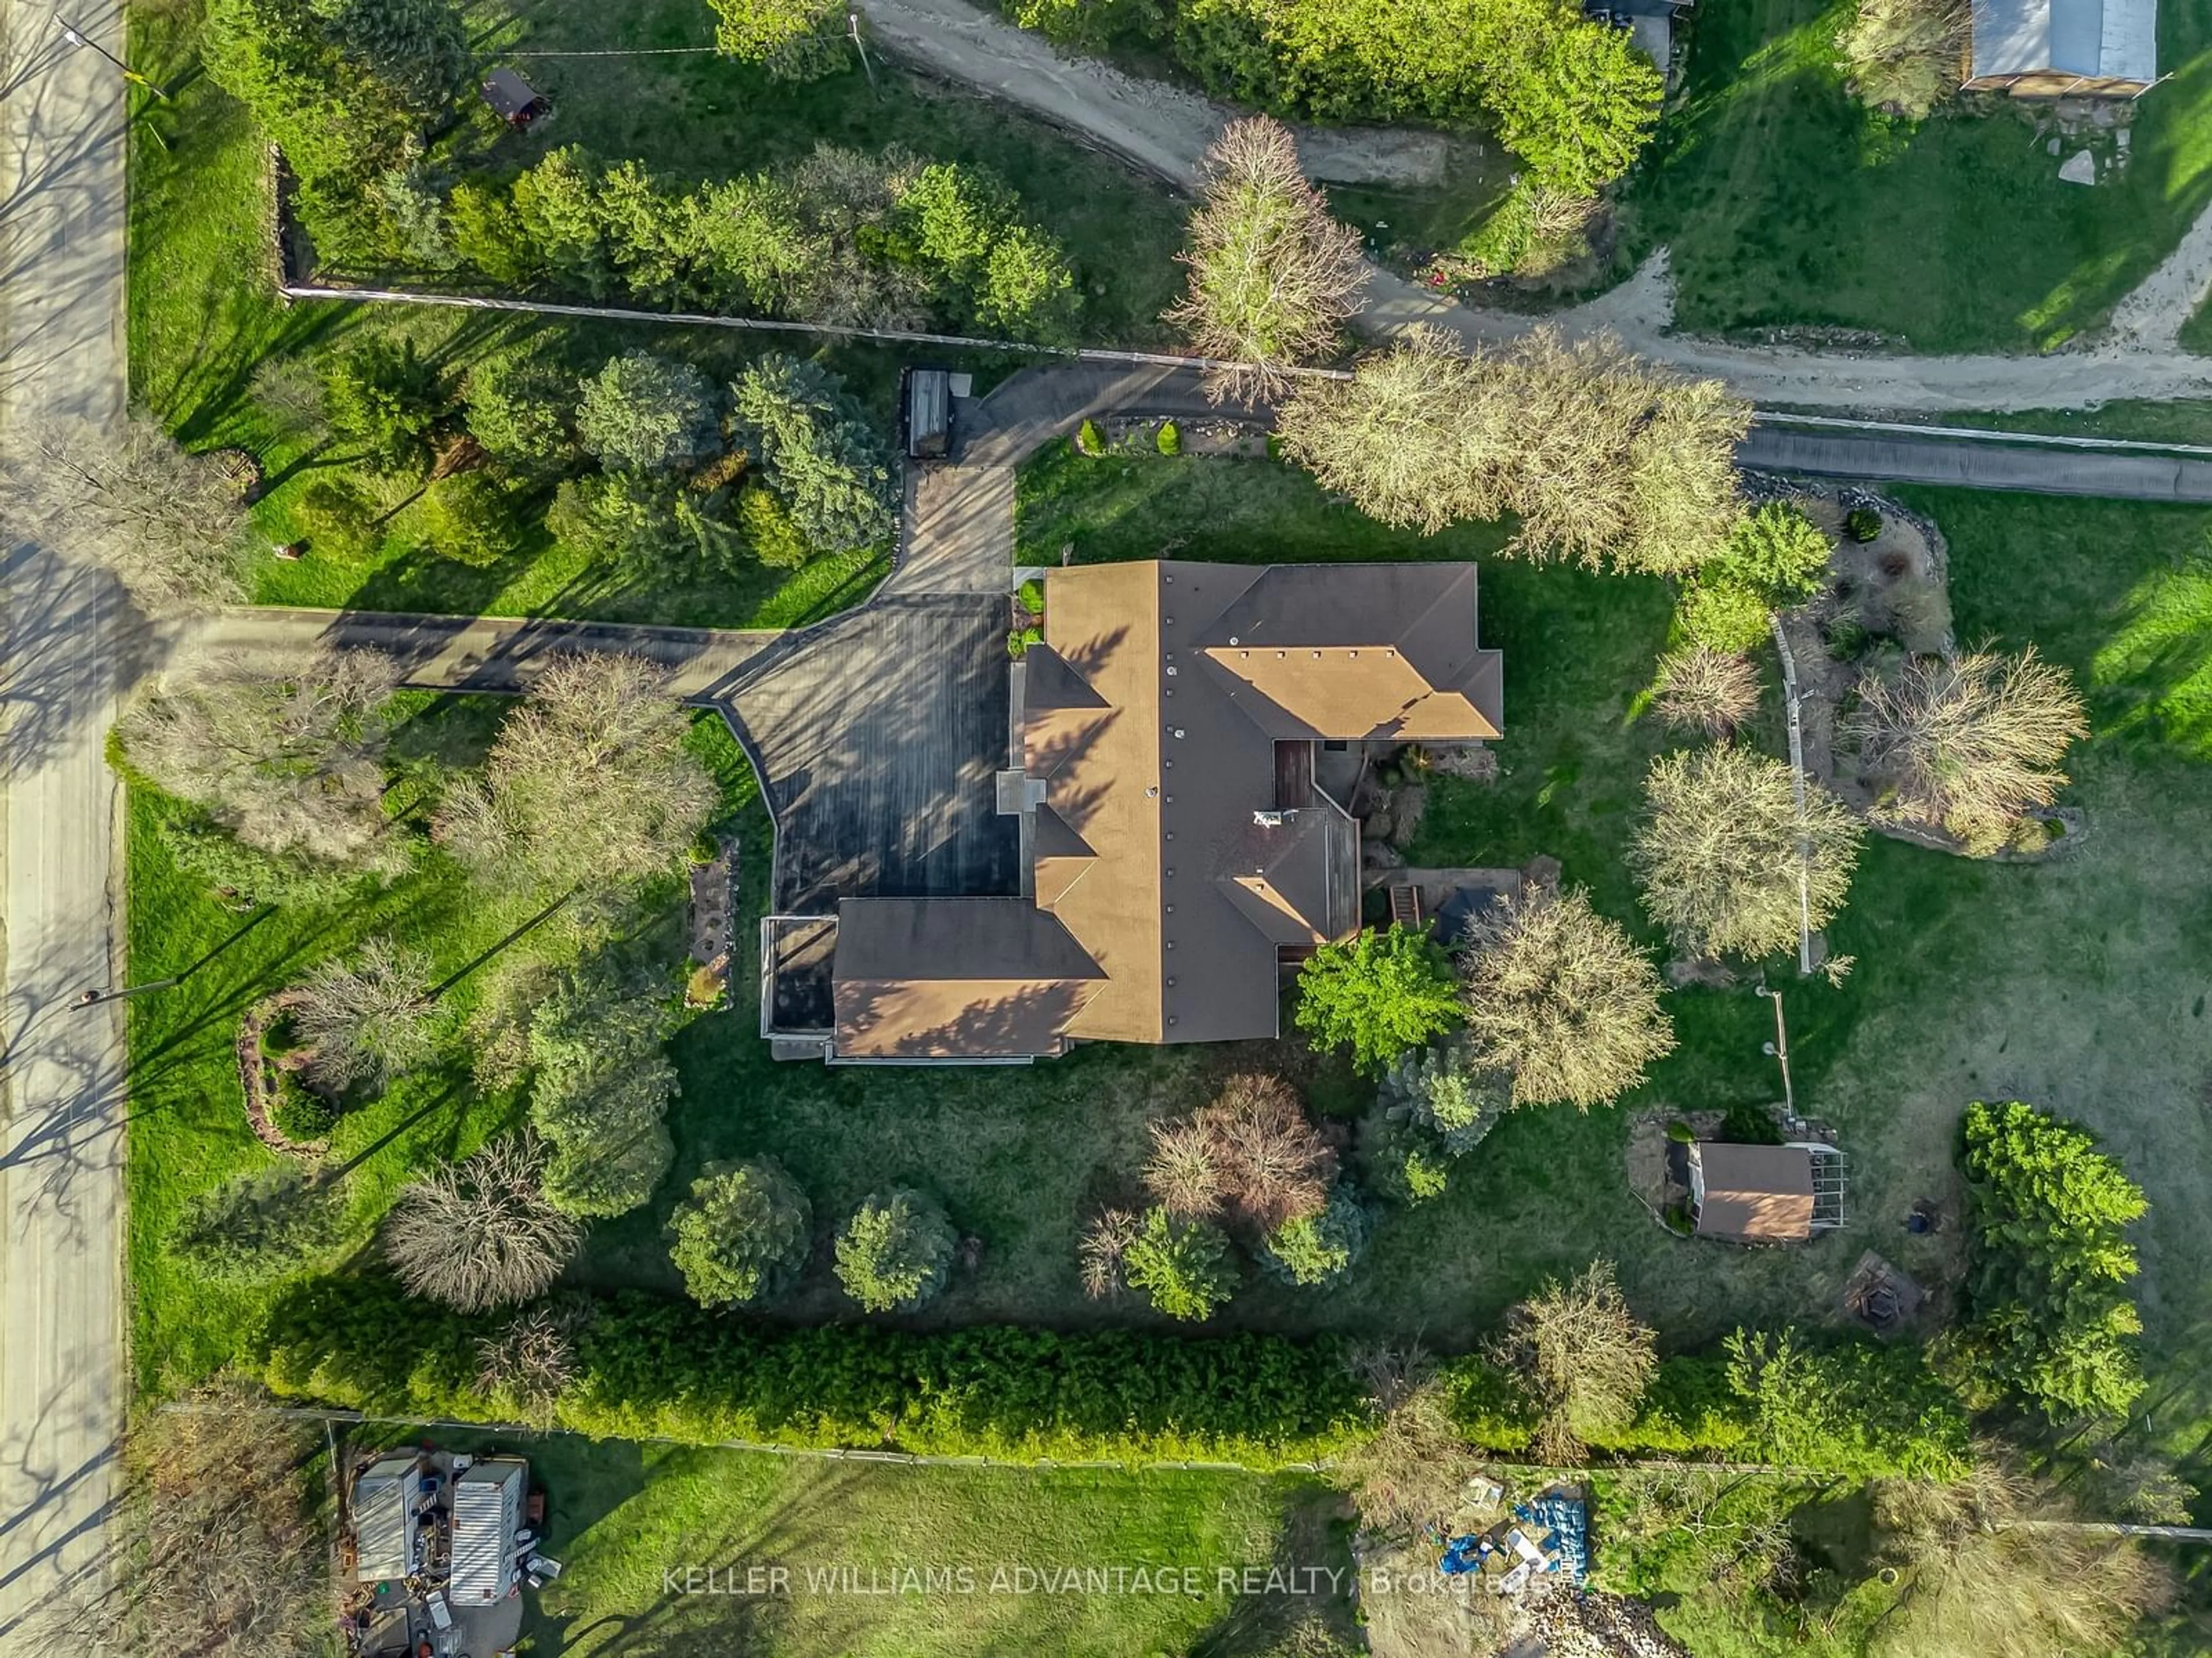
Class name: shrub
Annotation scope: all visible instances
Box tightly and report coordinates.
[173,1165,350,1282]
[1675,574,1772,653]
[260,1275,1369,1462]
[1076,418,1107,456]
[1845,505,1883,542]
[734,482,812,569]
[575,351,722,472]
[1257,1183,1369,1286]
[384,1137,582,1312]
[269,1074,339,1142]
[293,479,382,561]
[1653,645,1762,739]
[1005,624,1044,658]
[1294,923,1461,1075]
[1953,1100,2146,1421]
[1493,1260,1657,1460]
[1122,1207,1236,1320]
[1719,504,1831,607]
[1016,577,1046,614]
[1156,420,1182,456]
[419,470,524,566]
[1378,1043,1506,1161]
[999,0,1161,51]
[159,815,373,908]
[834,1190,958,1312]
[668,1157,813,1307]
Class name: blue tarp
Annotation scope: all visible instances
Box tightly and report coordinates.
[1438,1534,1483,1574]
[1513,1496,1589,1581]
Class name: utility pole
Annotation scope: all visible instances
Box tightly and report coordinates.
[54,14,169,98]
[1758,987,1795,1122]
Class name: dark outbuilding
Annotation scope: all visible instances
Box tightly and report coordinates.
[481,69,551,130]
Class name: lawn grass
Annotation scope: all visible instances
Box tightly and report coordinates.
[1620,0,2212,350]
[353,1423,1354,1657]
[128,436,2212,1439]
[122,704,749,1393]
[126,0,1187,631]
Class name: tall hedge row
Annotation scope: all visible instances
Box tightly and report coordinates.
[257,1278,1968,1477]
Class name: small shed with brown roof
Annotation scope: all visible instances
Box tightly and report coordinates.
[1690,1143,1816,1244]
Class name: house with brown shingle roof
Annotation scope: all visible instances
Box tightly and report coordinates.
[781,559,1501,1062]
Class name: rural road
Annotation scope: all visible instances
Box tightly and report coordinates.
[0,0,130,1645]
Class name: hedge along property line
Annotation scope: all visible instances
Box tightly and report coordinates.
[256,1280,1969,1477]
[276,283,1359,381]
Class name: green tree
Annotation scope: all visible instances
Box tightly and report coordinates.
[513,147,615,297]
[1257,1183,1369,1287]
[1487,22,1662,195]
[320,0,469,111]
[730,354,895,552]
[668,1158,814,1307]
[834,1190,958,1312]
[419,471,524,566]
[1293,924,1461,1075]
[322,338,444,473]
[1122,1207,1236,1320]
[978,225,1078,340]
[1956,1100,2147,1421]
[173,1165,350,1282]
[1381,1043,1508,1156]
[464,351,577,474]
[575,351,722,472]
[707,0,846,80]
[547,471,746,580]
[294,478,382,561]
[449,179,542,287]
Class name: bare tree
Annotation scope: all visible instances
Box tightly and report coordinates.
[1493,1260,1657,1462]
[434,653,719,900]
[1460,887,1675,1108]
[1846,646,2088,852]
[1840,0,1970,119]
[1197,1073,1335,1231]
[1166,116,1368,403]
[1629,745,1864,960]
[28,1384,329,1657]
[1334,1343,1487,1537]
[1869,1457,2177,1658]
[1654,645,1762,738]
[474,1299,587,1425]
[116,646,409,875]
[290,935,443,1093]
[0,417,252,613]
[384,1136,582,1312]
[1078,1205,1141,1299]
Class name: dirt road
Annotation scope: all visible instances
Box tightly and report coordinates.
[853,0,2212,414]
[854,0,1446,187]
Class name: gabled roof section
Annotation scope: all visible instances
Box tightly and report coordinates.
[1196,565,1503,740]
[831,898,1104,1059]
[1971,0,2157,81]
[1215,807,1357,946]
